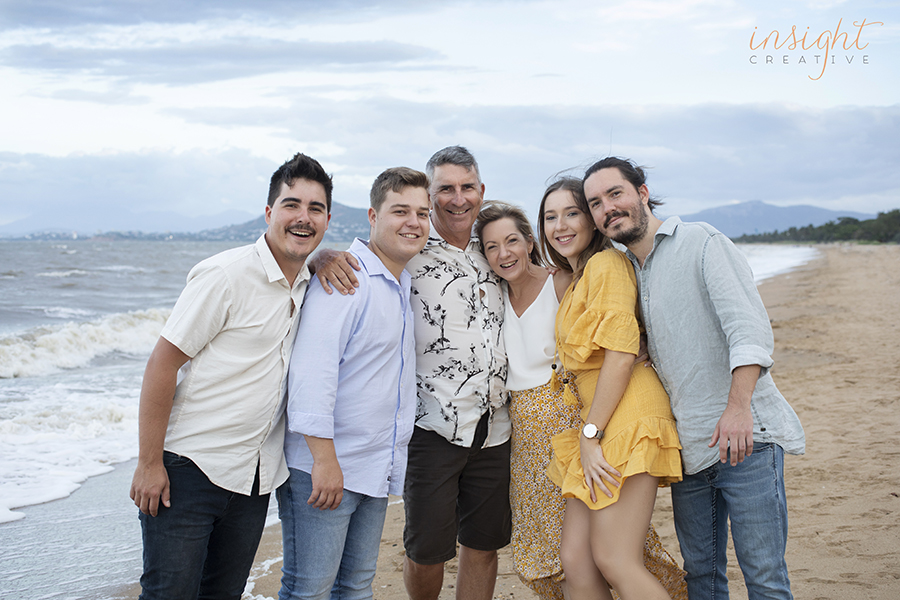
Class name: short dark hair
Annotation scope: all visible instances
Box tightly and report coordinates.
[474,201,544,267]
[538,178,609,274]
[370,167,430,211]
[425,145,482,185]
[582,156,663,212]
[267,153,333,211]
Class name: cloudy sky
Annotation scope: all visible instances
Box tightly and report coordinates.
[0,0,897,234]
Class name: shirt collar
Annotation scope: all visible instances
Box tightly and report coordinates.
[425,222,480,253]
[350,237,410,287]
[255,234,311,289]
[617,216,682,266]
[657,215,682,238]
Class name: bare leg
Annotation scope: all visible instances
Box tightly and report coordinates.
[559,498,614,600]
[456,545,498,600]
[590,474,669,600]
[403,556,444,600]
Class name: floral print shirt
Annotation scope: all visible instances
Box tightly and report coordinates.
[406,229,509,448]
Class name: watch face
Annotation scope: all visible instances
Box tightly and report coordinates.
[583,423,598,438]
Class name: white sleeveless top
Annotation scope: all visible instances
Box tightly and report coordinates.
[503,275,559,391]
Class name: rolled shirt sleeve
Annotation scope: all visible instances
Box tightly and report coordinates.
[286,277,361,440]
[701,232,775,377]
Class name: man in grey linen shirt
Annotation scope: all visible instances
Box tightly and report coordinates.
[583,156,805,600]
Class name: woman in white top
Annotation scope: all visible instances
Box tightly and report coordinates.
[475,198,578,600]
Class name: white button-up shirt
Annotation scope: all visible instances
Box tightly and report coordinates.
[406,229,509,448]
[284,239,416,498]
[161,235,308,495]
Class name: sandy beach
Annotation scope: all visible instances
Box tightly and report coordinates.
[126,243,900,600]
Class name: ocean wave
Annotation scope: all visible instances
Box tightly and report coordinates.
[34,270,88,278]
[738,244,820,283]
[0,309,170,378]
[96,265,147,273]
[34,306,98,320]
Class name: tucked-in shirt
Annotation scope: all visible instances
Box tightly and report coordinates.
[406,227,509,448]
[161,234,308,495]
[284,239,416,498]
[503,275,557,391]
[621,217,806,474]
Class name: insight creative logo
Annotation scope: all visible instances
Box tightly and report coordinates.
[748,18,883,80]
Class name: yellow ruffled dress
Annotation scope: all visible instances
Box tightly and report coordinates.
[547,248,682,509]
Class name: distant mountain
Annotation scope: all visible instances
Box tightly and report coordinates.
[194,202,370,243]
[3,202,371,243]
[671,200,875,238]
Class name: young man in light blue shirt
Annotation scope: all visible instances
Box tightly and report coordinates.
[584,157,805,600]
[279,167,431,600]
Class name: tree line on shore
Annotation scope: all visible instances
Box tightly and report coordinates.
[734,209,900,244]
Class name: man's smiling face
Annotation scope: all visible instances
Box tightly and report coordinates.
[265,178,330,277]
[428,163,484,247]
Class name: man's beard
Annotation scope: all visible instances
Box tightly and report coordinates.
[605,204,649,246]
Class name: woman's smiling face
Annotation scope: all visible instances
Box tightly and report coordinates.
[542,188,594,261]
[481,217,534,284]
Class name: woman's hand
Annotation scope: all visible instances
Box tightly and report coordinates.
[580,435,621,503]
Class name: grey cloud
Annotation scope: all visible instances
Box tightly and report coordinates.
[0,0,443,30]
[0,150,278,234]
[1,39,441,85]
[2,102,896,235]
[167,96,900,216]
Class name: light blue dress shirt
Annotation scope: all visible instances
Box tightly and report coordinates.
[621,217,806,475]
[284,238,416,498]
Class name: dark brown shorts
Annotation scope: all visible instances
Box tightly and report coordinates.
[402,415,512,565]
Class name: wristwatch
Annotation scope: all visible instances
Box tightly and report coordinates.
[582,423,604,440]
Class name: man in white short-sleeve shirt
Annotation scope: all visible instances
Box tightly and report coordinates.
[129,152,332,600]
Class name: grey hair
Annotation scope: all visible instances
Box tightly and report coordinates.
[425,145,482,184]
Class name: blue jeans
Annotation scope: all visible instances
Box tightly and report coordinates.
[671,443,793,600]
[277,468,388,600]
[138,452,270,600]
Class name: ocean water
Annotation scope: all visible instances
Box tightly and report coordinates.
[0,239,818,599]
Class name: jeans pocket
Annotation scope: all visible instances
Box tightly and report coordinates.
[163,451,194,468]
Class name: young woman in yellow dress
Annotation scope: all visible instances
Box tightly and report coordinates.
[544,178,684,600]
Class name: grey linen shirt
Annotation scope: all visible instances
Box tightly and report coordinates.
[621,217,805,475]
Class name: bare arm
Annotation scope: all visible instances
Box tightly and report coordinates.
[551,270,573,303]
[309,248,361,295]
[129,337,190,516]
[580,349,634,502]
[635,333,651,367]
[709,364,760,465]
[303,436,344,510]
